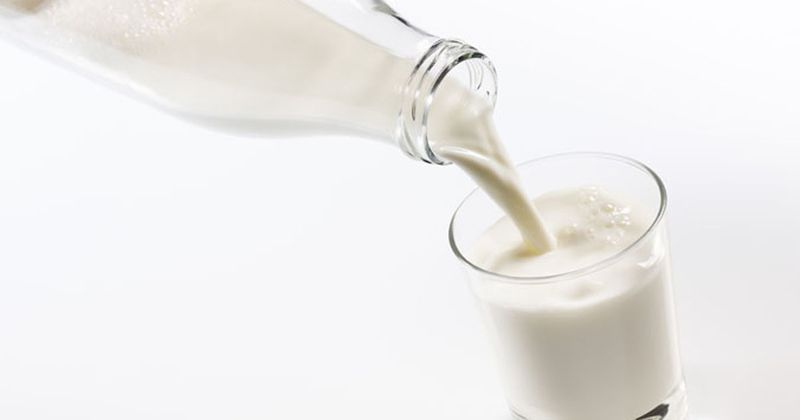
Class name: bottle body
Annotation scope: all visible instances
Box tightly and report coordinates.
[0,0,496,163]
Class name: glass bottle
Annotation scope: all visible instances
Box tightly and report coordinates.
[0,0,497,164]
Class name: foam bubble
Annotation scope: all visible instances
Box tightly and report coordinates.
[566,186,638,246]
[41,0,194,53]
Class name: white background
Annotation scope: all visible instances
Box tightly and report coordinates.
[1,0,799,419]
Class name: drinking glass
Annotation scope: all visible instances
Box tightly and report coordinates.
[449,152,687,420]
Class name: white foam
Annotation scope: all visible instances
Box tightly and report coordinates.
[41,0,193,52]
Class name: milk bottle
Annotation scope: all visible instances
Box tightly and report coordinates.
[0,0,555,251]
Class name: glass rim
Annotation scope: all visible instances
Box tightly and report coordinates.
[447,152,668,284]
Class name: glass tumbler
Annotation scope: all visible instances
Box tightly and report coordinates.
[449,153,687,420]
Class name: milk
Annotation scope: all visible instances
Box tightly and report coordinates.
[469,186,684,420]
[428,84,556,252]
[27,0,415,138]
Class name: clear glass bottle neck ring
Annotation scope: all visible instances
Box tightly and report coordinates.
[397,39,498,165]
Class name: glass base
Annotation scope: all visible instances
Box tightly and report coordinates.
[510,381,688,420]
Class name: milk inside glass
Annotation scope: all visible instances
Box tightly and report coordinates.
[452,155,687,420]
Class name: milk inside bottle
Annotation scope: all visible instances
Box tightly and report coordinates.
[0,0,556,251]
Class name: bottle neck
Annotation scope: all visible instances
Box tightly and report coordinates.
[397,39,498,165]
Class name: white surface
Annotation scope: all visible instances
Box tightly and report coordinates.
[1,0,799,419]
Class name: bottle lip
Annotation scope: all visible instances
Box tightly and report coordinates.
[397,39,498,165]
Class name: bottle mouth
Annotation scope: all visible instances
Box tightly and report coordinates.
[397,39,498,165]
